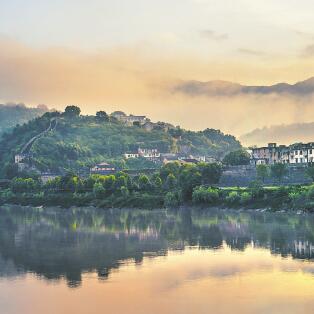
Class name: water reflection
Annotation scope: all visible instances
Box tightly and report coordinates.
[0,205,314,288]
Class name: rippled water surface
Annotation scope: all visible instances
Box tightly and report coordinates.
[0,206,314,314]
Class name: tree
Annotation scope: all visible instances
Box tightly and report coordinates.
[306,163,314,182]
[223,150,250,166]
[64,106,81,118]
[197,162,222,185]
[4,163,19,179]
[153,175,163,189]
[270,163,288,184]
[93,182,106,198]
[165,173,177,190]
[256,164,269,183]
[178,165,202,200]
[138,174,151,190]
[96,111,109,122]
[10,178,38,193]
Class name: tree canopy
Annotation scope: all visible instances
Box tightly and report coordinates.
[223,150,250,166]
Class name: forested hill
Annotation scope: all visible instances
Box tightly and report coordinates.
[0,107,241,175]
[0,104,48,137]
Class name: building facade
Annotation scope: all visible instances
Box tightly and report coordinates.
[250,142,314,165]
[90,162,116,175]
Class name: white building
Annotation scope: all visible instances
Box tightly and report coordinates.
[289,145,314,164]
[124,148,160,161]
[15,154,26,164]
[124,153,140,159]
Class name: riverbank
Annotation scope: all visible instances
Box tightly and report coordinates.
[1,183,314,212]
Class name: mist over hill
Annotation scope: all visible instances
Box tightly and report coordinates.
[240,122,314,147]
[174,77,314,97]
[0,103,48,137]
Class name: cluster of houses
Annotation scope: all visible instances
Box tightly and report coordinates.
[250,142,314,165]
[90,148,209,175]
[110,111,174,132]
[124,148,207,164]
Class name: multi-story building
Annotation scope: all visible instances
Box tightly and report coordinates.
[124,148,160,161]
[250,142,314,165]
[138,148,160,161]
[289,143,314,164]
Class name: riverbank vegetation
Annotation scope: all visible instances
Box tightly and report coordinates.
[1,161,314,211]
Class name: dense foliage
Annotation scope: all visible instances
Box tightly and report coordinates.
[0,162,223,208]
[0,107,241,176]
[222,149,250,166]
[2,163,314,211]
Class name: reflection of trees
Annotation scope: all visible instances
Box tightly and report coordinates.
[199,226,223,249]
[0,206,313,287]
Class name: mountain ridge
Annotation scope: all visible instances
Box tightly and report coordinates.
[174,77,314,96]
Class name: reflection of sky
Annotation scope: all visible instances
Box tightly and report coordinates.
[1,247,314,314]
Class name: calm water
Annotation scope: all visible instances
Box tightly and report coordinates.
[0,206,314,314]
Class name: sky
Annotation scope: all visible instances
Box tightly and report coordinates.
[1,0,314,135]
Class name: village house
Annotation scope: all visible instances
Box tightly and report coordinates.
[15,154,27,164]
[161,154,206,165]
[250,142,314,165]
[124,148,160,161]
[90,162,116,175]
[124,152,140,159]
[110,111,149,126]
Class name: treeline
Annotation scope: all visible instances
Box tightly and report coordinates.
[192,183,314,211]
[2,161,314,211]
[0,162,222,208]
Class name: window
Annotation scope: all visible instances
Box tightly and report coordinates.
[295,158,298,163]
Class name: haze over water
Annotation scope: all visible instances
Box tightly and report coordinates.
[0,206,314,314]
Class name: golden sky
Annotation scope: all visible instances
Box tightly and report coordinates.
[1,1,314,135]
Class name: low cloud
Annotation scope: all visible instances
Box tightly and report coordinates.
[301,44,314,57]
[240,122,314,146]
[238,48,267,57]
[2,37,314,137]
[199,29,229,41]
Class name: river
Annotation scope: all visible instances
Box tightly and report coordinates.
[0,205,313,313]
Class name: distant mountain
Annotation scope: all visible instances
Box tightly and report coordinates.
[0,103,48,137]
[174,77,314,97]
[240,122,314,147]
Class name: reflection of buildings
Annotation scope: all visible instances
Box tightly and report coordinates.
[0,207,313,288]
[293,240,314,259]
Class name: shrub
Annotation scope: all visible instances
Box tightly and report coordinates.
[225,191,241,206]
[192,186,219,204]
[164,192,180,208]
[240,192,251,205]
[248,180,264,199]
[93,182,106,199]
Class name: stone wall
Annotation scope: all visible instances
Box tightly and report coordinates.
[219,165,312,187]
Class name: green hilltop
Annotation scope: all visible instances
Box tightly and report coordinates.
[0,106,241,176]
